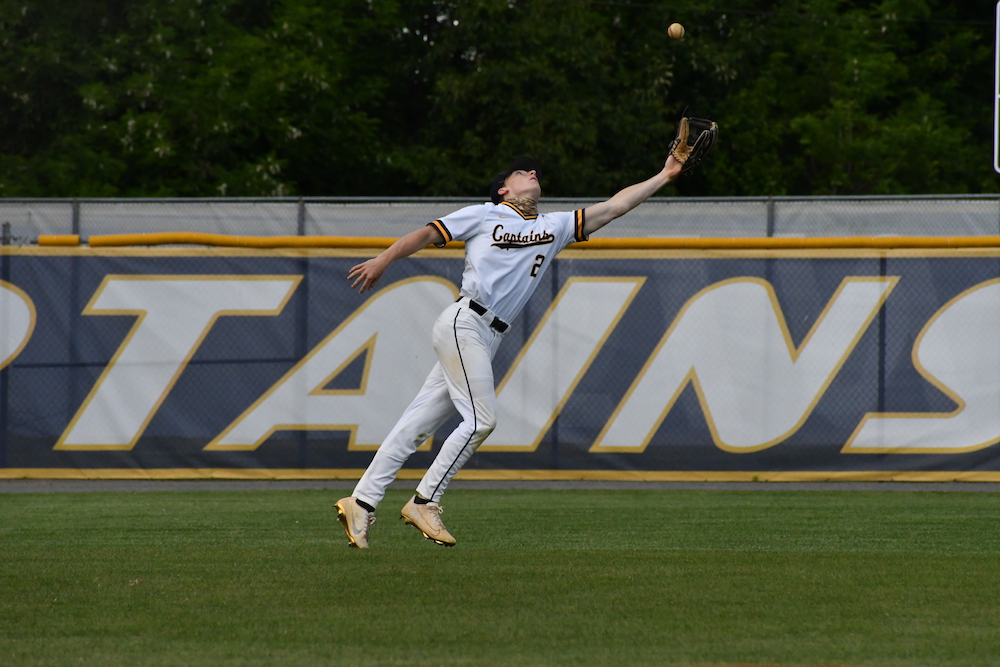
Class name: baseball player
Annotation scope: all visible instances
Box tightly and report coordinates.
[335,131,711,548]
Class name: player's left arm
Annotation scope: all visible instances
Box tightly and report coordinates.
[582,155,683,235]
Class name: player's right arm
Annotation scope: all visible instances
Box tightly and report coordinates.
[348,225,444,293]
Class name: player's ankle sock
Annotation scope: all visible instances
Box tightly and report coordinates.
[413,495,431,505]
[356,499,375,513]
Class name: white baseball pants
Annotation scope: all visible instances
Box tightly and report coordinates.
[353,298,505,507]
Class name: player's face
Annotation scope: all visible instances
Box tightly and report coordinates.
[501,169,541,200]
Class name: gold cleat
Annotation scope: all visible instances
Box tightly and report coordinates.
[400,495,456,547]
[335,496,376,549]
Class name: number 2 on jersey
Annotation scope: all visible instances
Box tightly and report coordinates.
[530,254,545,278]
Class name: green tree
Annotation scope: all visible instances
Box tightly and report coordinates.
[0,0,995,197]
[394,0,996,196]
[701,0,995,195]
[388,0,689,197]
[0,0,412,196]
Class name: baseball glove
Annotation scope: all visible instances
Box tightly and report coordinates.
[669,117,718,173]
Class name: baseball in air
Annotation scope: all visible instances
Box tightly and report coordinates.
[668,23,685,40]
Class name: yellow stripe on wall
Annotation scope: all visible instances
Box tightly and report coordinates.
[36,233,1000,251]
[3,468,1000,482]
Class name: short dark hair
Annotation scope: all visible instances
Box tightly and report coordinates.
[489,157,541,204]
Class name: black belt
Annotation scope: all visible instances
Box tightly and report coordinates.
[465,298,509,333]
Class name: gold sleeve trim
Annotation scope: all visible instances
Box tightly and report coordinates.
[427,220,452,246]
[574,210,589,243]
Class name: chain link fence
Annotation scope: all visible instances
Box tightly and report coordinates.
[2,194,1000,476]
[0,195,998,242]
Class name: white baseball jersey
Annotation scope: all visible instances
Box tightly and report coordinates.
[428,201,588,324]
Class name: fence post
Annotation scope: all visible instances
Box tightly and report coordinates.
[69,199,82,442]
[878,255,888,414]
[0,344,7,469]
[296,196,309,466]
[764,198,776,320]
[550,259,560,469]
[0,234,8,466]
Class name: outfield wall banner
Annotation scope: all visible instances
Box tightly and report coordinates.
[2,246,1000,481]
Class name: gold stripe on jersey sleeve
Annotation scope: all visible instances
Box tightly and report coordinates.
[427,220,452,245]
[574,209,588,242]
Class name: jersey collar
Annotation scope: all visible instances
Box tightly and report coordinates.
[499,199,538,219]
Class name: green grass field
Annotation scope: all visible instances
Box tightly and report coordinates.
[2,488,999,666]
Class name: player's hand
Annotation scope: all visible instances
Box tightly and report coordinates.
[348,257,387,294]
[346,227,442,294]
[664,154,683,181]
